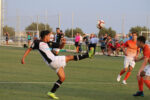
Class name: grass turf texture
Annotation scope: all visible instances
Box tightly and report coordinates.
[0,46,150,100]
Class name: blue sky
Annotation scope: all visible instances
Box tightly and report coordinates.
[5,0,150,34]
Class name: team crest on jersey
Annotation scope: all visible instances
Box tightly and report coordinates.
[49,42,53,46]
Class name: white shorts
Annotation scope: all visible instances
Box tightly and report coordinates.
[144,65,150,76]
[49,56,66,73]
[124,56,135,68]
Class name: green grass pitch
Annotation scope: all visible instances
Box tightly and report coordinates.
[0,46,150,100]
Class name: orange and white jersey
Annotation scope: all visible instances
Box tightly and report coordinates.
[143,44,150,58]
[124,40,139,57]
[143,44,150,76]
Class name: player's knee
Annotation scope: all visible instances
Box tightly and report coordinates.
[60,76,65,82]
[128,68,133,72]
[140,71,146,77]
[124,68,128,72]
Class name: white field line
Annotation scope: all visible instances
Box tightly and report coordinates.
[0,81,137,85]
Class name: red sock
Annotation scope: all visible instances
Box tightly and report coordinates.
[124,72,131,80]
[144,80,150,89]
[138,77,144,91]
[120,70,126,76]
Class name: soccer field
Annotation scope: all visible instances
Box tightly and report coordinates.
[0,46,149,100]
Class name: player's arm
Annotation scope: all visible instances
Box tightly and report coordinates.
[121,41,128,56]
[135,49,144,62]
[8,33,9,39]
[121,46,127,56]
[21,48,32,64]
[135,56,144,62]
[137,57,149,79]
[136,48,140,56]
[135,48,140,60]
[59,38,66,49]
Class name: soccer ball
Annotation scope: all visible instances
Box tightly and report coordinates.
[97,20,105,29]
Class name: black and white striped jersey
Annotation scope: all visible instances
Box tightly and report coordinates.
[30,40,55,64]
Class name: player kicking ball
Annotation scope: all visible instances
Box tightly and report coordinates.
[117,32,140,84]
[133,36,150,97]
[21,30,94,99]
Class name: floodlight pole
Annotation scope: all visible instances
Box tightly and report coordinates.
[16,9,21,46]
[146,16,148,38]
[147,16,149,32]
[0,0,4,45]
[72,12,74,41]
[0,0,2,45]
[45,9,48,30]
[58,13,60,28]
[37,15,39,31]
[30,16,33,23]
[36,15,39,38]
[122,15,125,36]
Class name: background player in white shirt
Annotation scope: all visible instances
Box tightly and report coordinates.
[50,31,55,42]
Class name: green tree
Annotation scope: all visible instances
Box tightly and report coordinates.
[129,26,149,36]
[25,22,53,33]
[3,25,15,36]
[65,27,84,37]
[98,27,116,38]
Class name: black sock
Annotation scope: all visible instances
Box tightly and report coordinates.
[51,80,62,93]
[74,53,89,61]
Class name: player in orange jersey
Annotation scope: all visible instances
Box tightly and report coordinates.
[117,32,140,84]
[133,36,150,97]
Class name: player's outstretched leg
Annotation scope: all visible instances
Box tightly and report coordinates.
[47,67,65,99]
[65,47,94,63]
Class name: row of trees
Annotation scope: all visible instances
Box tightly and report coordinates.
[25,22,53,33]
[65,28,84,37]
[2,22,150,38]
[3,25,15,36]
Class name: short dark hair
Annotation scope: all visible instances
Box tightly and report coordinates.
[40,30,50,39]
[56,27,60,30]
[137,36,146,44]
[132,32,137,35]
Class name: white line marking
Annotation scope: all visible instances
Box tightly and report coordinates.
[0,81,137,85]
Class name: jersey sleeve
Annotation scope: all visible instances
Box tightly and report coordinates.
[30,40,39,50]
[61,34,64,38]
[48,42,59,48]
[143,47,150,58]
